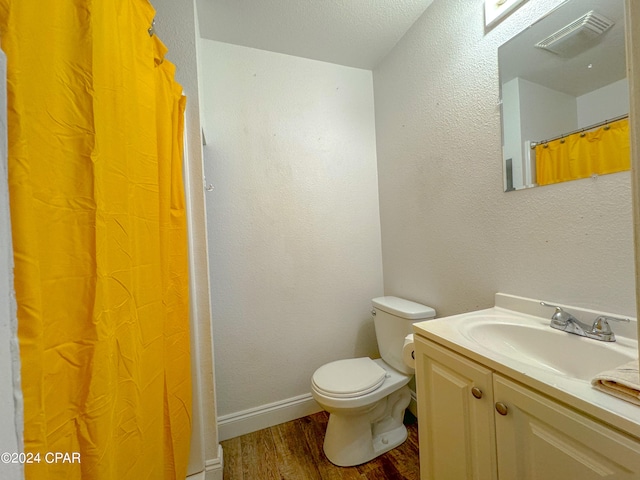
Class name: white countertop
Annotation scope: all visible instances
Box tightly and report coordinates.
[413,293,640,439]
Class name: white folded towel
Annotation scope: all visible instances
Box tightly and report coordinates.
[591,359,640,406]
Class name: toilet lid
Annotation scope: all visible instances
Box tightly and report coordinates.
[312,358,387,398]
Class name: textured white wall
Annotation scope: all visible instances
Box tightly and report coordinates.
[199,40,384,416]
[374,0,636,317]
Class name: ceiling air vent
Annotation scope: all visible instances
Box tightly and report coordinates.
[535,10,614,57]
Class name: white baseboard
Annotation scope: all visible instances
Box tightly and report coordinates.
[188,445,222,480]
[218,393,323,441]
[201,445,223,480]
[186,471,205,480]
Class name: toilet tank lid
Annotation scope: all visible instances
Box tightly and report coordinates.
[372,296,436,320]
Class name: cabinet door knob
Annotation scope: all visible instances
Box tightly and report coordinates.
[471,387,483,399]
[495,402,508,416]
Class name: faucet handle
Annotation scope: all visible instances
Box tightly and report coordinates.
[594,315,631,324]
[591,316,614,336]
[589,315,630,342]
[540,301,561,309]
[540,302,567,316]
[540,302,573,326]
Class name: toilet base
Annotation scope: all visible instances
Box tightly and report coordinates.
[322,386,411,467]
[372,423,408,458]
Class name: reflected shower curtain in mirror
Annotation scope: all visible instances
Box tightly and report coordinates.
[536,118,630,186]
[1,0,192,478]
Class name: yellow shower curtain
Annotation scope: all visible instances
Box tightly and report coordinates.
[536,118,630,186]
[1,1,192,479]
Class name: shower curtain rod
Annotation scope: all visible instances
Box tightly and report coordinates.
[530,113,629,148]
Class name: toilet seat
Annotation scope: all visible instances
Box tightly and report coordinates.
[312,357,387,398]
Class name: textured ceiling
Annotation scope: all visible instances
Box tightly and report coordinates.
[196,0,435,70]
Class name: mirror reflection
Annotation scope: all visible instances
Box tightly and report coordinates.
[499,0,628,192]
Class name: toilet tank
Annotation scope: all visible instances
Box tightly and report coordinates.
[372,296,436,374]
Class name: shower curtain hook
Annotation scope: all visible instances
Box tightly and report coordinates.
[148,19,156,37]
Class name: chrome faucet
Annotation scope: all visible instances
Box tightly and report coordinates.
[540,302,630,342]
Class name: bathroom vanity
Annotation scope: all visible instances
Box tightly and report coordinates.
[413,294,640,480]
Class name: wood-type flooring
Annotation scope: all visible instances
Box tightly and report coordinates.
[220,410,420,479]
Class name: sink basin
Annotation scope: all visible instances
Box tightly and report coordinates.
[413,295,640,439]
[461,319,637,381]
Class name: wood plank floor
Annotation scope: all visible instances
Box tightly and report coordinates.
[221,411,420,479]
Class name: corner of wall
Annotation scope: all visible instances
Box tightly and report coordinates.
[0,44,24,480]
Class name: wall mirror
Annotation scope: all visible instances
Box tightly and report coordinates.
[499,0,628,192]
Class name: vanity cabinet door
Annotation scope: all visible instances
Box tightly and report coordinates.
[494,375,640,480]
[415,337,497,480]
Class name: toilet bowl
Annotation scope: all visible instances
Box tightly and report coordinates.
[311,296,435,467]
[311,357,413,466]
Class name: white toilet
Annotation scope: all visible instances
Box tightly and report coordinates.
[311,296,436,467]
